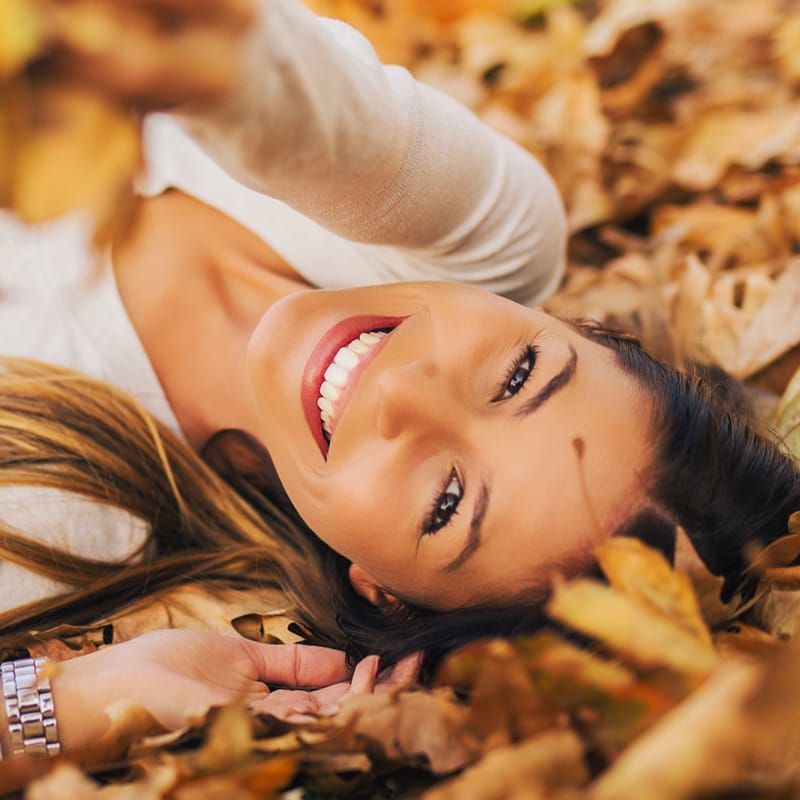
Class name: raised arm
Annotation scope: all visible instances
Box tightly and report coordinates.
[174,0,567,303]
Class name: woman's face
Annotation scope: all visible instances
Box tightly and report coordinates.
[247,282,653,610]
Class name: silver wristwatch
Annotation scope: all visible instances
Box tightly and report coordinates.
[1,658,61,757]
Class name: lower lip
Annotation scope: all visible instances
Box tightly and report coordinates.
[301,315,406,458]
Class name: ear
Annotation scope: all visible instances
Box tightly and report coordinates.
[348,564,401,611]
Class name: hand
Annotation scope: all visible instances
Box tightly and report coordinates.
[47,629,353,757]
[255,651,424,722]
[45,0,256,108]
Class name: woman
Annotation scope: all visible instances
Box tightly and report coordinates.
[0,0,798,762]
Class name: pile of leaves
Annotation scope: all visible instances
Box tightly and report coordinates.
[4,0,800,797]
[9,531,800,799]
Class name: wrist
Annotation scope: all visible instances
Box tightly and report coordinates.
[0,682,10,758]
[0,658,60,758]
[50,650,164,764]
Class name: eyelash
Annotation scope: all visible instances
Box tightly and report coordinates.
[422,344,538,537]
[495,344,538,401]
[423,469,463,535]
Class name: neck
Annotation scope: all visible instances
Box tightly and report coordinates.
[113,190,311,450]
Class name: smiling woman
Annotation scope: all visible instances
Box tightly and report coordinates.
[0,0,799,765]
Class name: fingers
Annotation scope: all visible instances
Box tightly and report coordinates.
[250,688,320,722]
[377,651,424,693]
[242,642,349,688]
[348,655,381,695]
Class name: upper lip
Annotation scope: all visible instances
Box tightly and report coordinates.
[301,315,405,459]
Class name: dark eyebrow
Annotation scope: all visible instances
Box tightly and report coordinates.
[516,343,578,418]
[442,479,490,574]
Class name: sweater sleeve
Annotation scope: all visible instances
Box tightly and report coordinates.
[173,0,566,304]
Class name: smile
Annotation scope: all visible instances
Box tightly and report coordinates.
[318,331,388,440]
[301,315,405,458]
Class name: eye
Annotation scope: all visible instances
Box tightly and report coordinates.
[423,469,463,535]
[495,344,538,401]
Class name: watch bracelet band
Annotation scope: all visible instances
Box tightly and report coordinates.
[1,658,61,758]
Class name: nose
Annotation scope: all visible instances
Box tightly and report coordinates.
[376,360,453,441]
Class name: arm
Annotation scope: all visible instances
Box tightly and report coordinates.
[0,630,420,764]
[175,0,567,303]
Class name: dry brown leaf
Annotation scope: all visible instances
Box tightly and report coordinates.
[752,588,800,642]
[461,640,553,749]
[595,536,712,646]
[188,704,254,775]
[582,0,686,58]
[86,700,165,765]
[652,203,776,267]
[333,690,481,775]
[773,16,800,85]
[25,762,101,800]
[230,612,302,645]
[714,623,782,661]
[422,729,587,800]
[10,82,140,229]
[591,638,800,800]
[26,625,104,661]
[673,528,735,630]
[734,259,800,378]
[773,363,800,458]
[105,584,294,644]
[672,107,800,192]
[172,755,298,800]
[0,0,49,79]
[516,632,681,758]
[547,579,719,679]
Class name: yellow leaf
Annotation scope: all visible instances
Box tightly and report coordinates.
[11,82,140,227]
[595,537,712,646]
[423,730,587,800]
[517,632,681,757]
[189,704,254,775]
[465,639,554,748]
[773,364,800,459]
[547,579,719,679]
[592,639,800,800]
[0,0,49,79]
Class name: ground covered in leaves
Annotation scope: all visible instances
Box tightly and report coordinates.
[4,0,800,797]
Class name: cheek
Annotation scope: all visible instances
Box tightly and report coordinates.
[288,470,395,564]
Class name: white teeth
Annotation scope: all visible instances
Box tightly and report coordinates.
[319,381,341,402]
[324,363,349,388]
[317,396,335,417]
[317,329,390,441]
[333,347,359,369]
